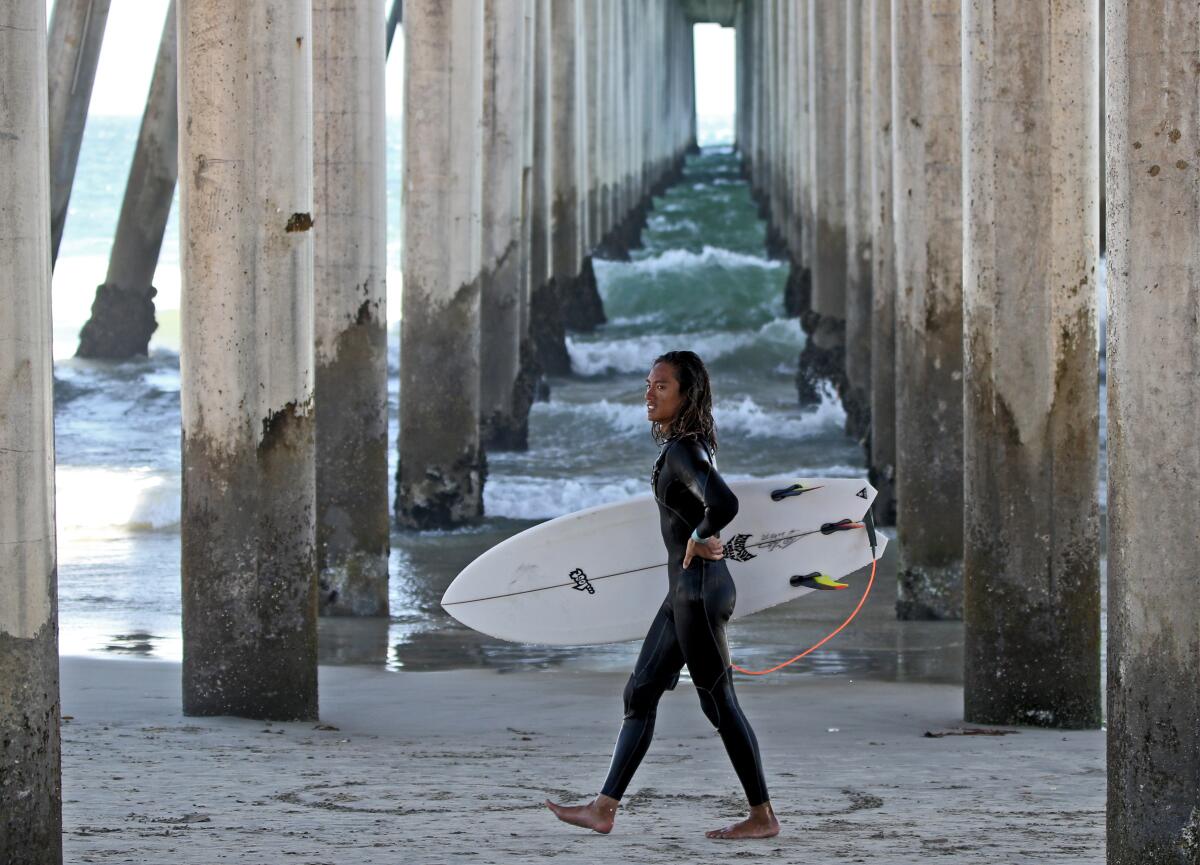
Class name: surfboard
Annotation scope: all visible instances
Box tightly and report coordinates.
[441,478,887,646]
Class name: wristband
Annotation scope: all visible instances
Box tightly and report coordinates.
[690,528,708,543]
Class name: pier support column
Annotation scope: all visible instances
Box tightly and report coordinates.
[584,0,601,253]
[178,0,318,719]
[800,0,848,401]
[843,2,873,444]
[962,0,1101,728]
[0,5,61,862]
[786,0,816,373]
[528,0,567,377]
[397,0,486,528]
[514,0,541,416]
[868,0,896,526]
[480,0,529,450]
[386,0,403,56]
[312,0,389,615]
[1106,2,1200,860]
[891,0,964,620]
[77,0,176,359]
[47,0,111,266]
[558,0,604,336]
[548,0,581,360]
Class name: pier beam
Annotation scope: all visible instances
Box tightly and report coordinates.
[962,0,1101,728]
[396,0,486,528]
[1106,1,1200,860]
[891,0,964,620]
[76,1,177,360]
[178,0,318,719]
[868,0,896,526]
[312,0,389,615]
[0,4,61,862]
[480,0,529,450]
[47,0,111,266]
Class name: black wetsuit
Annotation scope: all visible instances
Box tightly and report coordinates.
[599,435,769,807]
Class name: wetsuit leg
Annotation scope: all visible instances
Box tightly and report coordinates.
[673,559,769,807]
[599,598,685,801]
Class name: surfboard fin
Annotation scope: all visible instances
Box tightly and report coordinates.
[770,482,824,501]
[790,572,849,590]
[821,518,863,534]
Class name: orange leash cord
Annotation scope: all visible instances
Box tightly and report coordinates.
[731,550,878,676]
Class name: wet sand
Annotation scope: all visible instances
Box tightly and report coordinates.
[62,654,1104,864]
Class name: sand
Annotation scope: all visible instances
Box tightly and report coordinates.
[59,655,1104,864]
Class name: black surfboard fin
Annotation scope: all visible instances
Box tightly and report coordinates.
[770,482,824,501]
[790,572,848,590]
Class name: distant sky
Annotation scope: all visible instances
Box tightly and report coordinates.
[693,23,735,120]
[58,1,735,123]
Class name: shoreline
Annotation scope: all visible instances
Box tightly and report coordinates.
[62,655,1103,863]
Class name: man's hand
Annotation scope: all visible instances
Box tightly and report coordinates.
[683,535,724,569]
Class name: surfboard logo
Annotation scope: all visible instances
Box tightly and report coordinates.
[723,534,757,563]
[856,487,868,499]
[568,568,596,595]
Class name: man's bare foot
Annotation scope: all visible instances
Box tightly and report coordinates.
[705,801,781,840]
[545,794,619,834]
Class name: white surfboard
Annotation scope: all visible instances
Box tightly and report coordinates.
[441,478,887,646]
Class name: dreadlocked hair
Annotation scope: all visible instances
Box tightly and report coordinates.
[651,350,718,456]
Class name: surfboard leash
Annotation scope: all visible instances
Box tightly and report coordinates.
[731,510,880,677]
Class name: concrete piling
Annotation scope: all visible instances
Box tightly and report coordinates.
[480,0,530,451]
[528,0,568,377]
[807,1,848,334]
[47,0,111,267]
[0,4,62,862]
[548,0,585,350]
[790,0,816,365]
[312,0,390,615]
[386,0,404,56]
[843,1,873,444]
[76,0,177,360]
[796,0,849,404]
[890,0,964,621]
[868,0,896,527]
[584,0,602,253]
[178,0,318,719]
[396,0,486,529]
[1106,1,1200,859]
[962,0,1101,729]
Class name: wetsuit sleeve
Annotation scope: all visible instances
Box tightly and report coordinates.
[667,439,739,539]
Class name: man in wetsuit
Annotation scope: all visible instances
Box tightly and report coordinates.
[546,350,780,840]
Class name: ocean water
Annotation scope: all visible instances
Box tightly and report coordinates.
[52,114,1104,685]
